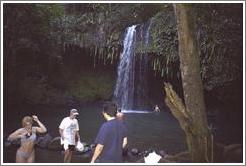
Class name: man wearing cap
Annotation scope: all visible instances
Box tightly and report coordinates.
[59,109,81,162]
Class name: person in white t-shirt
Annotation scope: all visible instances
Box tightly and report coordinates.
[59,109,81,163]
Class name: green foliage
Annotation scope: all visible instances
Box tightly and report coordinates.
[3,3,65,69]
[16,68,115,105]
[49,4,163,65]
[141,4,242,91]
[194,4,243,90]
[67,71,115,102]
[135,6,179,79]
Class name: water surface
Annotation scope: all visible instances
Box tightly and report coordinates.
[3,103,187,163]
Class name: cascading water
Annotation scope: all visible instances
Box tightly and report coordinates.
[134,21,152,110]
[114,21,152,113]
[114,25,137,110]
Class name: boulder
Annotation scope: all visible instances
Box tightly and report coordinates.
[223,144,242,162]
[131,148,139,156]
[47,137,63,151]
[36,133,52,148]
[159,150,167,157]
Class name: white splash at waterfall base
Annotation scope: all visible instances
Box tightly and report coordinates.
[121,109,152,114]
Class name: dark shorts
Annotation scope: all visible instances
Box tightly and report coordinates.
[62,144,75,151]
[68,145,75,151]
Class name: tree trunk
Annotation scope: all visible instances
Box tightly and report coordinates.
[164,4,213,162]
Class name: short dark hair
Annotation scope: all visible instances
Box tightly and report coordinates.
[103,102,117,117]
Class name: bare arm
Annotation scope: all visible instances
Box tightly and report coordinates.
[75,120,80,141]
[91,144,104,163]
[8,128,25,141]
[123,137,127,149]
[76,131,80,142]
[59,128,64,140]
[32,115,47,133]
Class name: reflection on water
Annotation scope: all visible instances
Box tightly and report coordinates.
[3,104,187,163]
[121,109,151,113]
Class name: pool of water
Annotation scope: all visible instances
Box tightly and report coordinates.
[3,103,187,163]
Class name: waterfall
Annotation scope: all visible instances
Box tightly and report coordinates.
[134,20,152,110]
[114,21,152,112]
[114,25,137,110]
